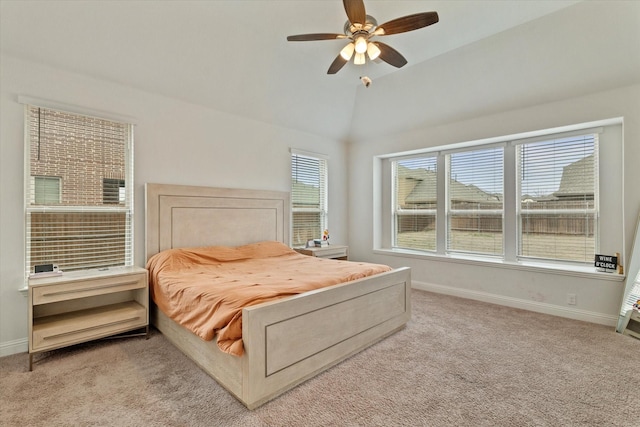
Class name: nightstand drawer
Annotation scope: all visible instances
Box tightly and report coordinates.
[32,301,147,352]
[295,245,349,260]
[314,248,348,259]
[32,273,146,305]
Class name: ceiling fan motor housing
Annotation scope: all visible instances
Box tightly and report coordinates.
[344,15,378,37]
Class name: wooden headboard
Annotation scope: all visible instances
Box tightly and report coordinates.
[145,183,290,260]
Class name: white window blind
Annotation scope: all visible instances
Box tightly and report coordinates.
[517,133,597,263]
[393,156,437,251]
[447,147,504,255]
[25,105,134,277]
[291,151,327,248]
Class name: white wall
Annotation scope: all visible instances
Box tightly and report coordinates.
[348,84,640,325]
[0,55,348,356]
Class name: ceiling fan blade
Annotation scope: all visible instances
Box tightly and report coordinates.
[327,54,348,74]
[287,33,347,41]
[343,0,366,25]
[373,42,408,68]
[375,12,439,36]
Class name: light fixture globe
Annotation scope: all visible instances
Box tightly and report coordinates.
[343,14,378,65]
[354,36,368,54]
[340,43,355,60]
[367,42,381,60]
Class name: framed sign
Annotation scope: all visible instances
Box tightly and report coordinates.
[595,254,618,272]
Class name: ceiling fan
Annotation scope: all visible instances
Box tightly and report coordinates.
[287,0,439,74]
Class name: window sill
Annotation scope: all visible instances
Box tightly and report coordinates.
[373,248,625,282]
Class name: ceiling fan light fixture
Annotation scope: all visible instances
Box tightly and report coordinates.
[354,36,368,54]
[286,1,439,75]
[340,43,355,60]
[367,42,381,60]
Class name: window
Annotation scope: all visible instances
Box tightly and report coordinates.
[393,156,437,251]
[25,105,134,277]
[448,147,504,256]
[383,120,621,269]
[103,178,125,204]
[32,176,61,204]
[517,134,597,263]
[291,150,328,248]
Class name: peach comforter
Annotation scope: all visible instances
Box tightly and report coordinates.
[146,241,392,356]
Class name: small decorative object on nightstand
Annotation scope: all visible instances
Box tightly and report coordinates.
[27,265,149,370]
[295,245,348,260]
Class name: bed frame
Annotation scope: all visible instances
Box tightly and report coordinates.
[145,183,411,409]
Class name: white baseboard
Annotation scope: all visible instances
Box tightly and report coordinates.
[0,337,28,358]
[412,280,618,327]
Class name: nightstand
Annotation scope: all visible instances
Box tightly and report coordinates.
[295,245,348,260]
[28,266,149,370]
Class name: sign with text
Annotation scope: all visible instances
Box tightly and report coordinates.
[594,254,618,271]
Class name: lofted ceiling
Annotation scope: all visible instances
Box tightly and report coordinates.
[0,0,601,141]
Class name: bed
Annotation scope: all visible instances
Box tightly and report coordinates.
[145,183,411,409]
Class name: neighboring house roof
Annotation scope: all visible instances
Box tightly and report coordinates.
[292,180,320,206]
[399,153,594,206]
[399,165,501,205]
[400,166,437,204]
[449,180,502,203]
[404,178,436,204]
[554,154,594,198]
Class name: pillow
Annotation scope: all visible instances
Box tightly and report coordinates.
[147,241,296,273]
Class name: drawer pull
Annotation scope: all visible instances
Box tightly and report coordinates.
[41,280,140,297]
[42,316,141,340]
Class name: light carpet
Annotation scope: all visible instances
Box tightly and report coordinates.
[1,290,639,426]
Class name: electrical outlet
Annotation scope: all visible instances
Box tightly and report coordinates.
[567,293,577,305]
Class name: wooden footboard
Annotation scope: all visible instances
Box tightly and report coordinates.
[242,266,411,409]
[152,267,411,409]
